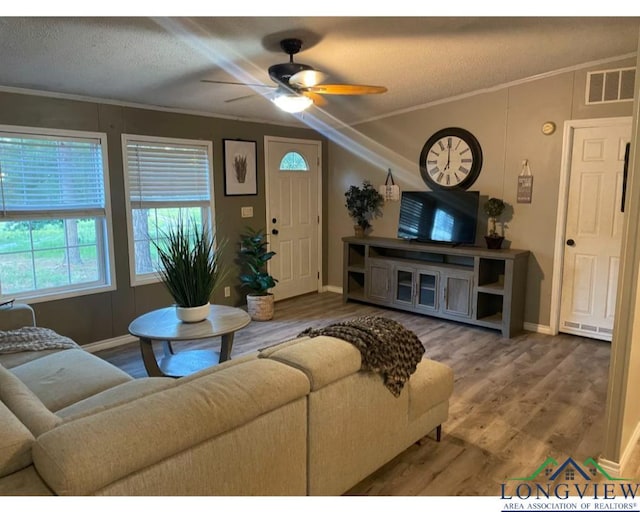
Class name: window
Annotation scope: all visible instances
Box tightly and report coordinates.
[122,134,214,285]
[0,125,114,302]
[279,151,309,171]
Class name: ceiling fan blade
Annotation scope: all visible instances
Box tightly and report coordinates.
[289,70,327,88]
[306,84,387,95]
[200,79,275,89]
[225,93,259,104]
[302,91,328,107]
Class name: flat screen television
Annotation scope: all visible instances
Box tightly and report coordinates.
[397,190,479,245]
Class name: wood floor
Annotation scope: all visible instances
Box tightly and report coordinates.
[95,291,638,496]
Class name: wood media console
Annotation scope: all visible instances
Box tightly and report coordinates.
[343,236,529,338]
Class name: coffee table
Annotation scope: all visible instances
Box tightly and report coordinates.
[128,305,251,378]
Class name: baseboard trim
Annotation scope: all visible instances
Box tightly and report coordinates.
[597,457,622,478]
[323,286,343,294]
[523,322,553,335]
[83,334,137,353]
[598,421,640,478]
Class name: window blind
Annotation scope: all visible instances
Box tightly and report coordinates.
[0,133,105,216]
[125,140,211,208]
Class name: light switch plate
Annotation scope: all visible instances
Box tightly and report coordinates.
[241,206,253,218]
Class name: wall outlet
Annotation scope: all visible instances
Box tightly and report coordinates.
[224,286,231,298]
[241,206,253,218]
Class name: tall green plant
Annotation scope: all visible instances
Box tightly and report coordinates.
[238,228,277,295]
[152,219,226,307]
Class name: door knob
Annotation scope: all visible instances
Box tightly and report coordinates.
[272,229,279,235]
[272,218,277,224]
[566,239,575,246]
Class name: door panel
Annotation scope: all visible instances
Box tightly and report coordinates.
[442,274,472,318]
[559,121,630,341]
[266,139,321,301]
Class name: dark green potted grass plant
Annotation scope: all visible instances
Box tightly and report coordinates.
[238,227,277,321]
[152,218,226,322]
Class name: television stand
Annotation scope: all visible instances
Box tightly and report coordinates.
[343,236,529,338]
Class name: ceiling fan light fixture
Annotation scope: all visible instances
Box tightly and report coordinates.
[272,93,313,113]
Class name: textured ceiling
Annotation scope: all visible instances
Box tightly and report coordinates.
[0,17,638,126]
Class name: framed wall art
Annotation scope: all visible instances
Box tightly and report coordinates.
[223,139,257,196]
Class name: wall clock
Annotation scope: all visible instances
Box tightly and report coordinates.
[419,127,483,190]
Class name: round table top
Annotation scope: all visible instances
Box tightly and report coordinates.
[128,305,251,341]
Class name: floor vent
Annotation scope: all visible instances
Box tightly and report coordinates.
[581,324,598,332]
[586,67,635,104]
[599,327,613,334]
[564,321,580,328]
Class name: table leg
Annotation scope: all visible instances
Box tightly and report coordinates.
[219,332,235,363]
[139,337,164,377]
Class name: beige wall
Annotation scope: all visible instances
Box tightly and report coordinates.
[0,91,327,345]
[327,58,635,327]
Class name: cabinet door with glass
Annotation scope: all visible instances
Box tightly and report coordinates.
[392,266,439,311]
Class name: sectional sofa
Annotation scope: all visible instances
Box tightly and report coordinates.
[0,303,454,496]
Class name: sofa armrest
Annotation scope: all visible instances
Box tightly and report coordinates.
[0,303,36,331]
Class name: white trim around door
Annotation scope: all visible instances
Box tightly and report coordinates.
[550,116,632,336]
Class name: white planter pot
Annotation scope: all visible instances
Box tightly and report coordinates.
[246,293,274,321]
[176,303,210,323]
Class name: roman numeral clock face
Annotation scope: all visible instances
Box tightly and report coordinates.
[419,128,483,190]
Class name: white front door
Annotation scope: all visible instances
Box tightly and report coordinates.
[559,120,631,341]
[265,137,321,301]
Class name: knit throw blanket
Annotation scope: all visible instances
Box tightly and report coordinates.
[0,326,79,354]
[298,316,425,397]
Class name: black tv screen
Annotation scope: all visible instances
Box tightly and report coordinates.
[397,190,479,245]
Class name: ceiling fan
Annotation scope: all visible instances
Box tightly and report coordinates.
[201,38,387,113]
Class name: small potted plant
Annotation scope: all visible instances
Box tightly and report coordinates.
[153,218,226,322]
[238,228,278,321]
[483,197,506,249]
[344,180,384,237]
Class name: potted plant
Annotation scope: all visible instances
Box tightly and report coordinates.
[344,180,384,237]
[483,197,506,249]
[238,228,278,321]
[152,218,226,322]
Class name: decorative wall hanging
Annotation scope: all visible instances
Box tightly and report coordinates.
[224,139,257,196]
[517,159,533,204]
[379,169,400,201]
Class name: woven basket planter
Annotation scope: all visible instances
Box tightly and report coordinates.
[246,293,274,321]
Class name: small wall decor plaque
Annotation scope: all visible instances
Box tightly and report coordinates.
[517,159,533,204]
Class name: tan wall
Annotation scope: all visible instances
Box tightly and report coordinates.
[0,91,327,345]
[327,58,635,327]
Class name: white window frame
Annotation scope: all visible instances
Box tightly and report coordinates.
[121,134,215,287]
[0,124,116,304]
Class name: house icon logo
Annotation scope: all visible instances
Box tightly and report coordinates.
[508,456,627,482]
[500,456,638,502]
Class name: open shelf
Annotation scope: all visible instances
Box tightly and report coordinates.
[477,282,505,295]
[347,244,366,269]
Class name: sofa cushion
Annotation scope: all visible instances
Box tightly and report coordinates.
[408,358,455,422]
[56,377,175,420]
[0,349,61,370]
[0,399,35,478]
[10,349,132,412]
[0,365,62,437]
[260,335,362,391]
[33,358,311,495]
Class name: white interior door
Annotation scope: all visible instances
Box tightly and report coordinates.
[559,120,631,341]
[265,137,321,301]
